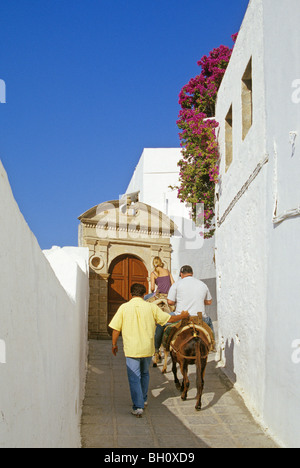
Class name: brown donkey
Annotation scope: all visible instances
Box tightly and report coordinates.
[170,318,212,411]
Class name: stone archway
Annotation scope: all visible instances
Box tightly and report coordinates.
[78,196,176,339]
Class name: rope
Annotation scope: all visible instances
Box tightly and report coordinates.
[217,154,269,228]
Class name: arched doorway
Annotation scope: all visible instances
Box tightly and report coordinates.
[108,255,149,330]
[79,199,175,339]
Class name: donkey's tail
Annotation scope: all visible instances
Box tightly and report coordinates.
[195,338,203,411]
[195,338,202,384]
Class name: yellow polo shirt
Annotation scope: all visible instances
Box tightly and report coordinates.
[109,297,170,358]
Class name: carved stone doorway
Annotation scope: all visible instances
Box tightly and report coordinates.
[78,197,175,339]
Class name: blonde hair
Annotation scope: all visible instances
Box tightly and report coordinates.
[153,256,164,275]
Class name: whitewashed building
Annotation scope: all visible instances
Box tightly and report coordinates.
[126,147,217,321]
[215,0,300,448]
[0,161,90,448]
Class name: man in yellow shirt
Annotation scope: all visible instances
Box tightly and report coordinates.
[109,283,189,417]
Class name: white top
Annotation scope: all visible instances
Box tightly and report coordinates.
[167,276,212,318]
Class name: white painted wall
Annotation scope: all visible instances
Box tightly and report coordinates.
[215,0,267,413]
[215,0,300,448]
[263,0,300,449]
[126,148,217,321]
[126,148,182,217]
[0,161,89,448]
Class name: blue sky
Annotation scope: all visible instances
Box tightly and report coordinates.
[0,0,249,249]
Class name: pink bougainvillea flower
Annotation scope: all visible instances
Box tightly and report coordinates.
[175,34,237,238]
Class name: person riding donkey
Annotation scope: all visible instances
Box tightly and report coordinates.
[155,265,215,355]
[144,257,175,364]
[144,256,175,301]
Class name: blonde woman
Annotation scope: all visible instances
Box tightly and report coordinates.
[147,257,175,363]
[150,257,174,296]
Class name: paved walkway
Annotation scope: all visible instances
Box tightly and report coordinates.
[81,340,279,449]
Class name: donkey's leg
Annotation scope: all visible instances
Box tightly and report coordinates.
[153,347,162,368]
[180,361,190,401]
[195,356,207,411]
[171,352,181,390]
[162,350,169,374]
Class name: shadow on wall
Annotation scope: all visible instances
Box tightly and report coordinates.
[202,278,218,322]
[220,338,237,384]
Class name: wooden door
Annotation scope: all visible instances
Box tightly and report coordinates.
[108,255,149,330]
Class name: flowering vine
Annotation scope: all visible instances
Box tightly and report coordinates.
[175,34,237,238]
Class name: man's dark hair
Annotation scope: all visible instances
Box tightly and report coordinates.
[180,265,193,275]
[131,283,147,297]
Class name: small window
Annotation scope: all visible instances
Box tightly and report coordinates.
[225,105,233,172]
[242,58,253,140]
[165,198,169,216]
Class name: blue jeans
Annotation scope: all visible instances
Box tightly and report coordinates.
[203,316,215,336]
[154,312,176,352]
[155,325,165,352]
[144,293,155,301]
[126,357,152,410]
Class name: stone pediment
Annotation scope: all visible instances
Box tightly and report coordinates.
[78,200,176,238]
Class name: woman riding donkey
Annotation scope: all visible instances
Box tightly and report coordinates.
[145,256,174,300]
[145,257,175,365]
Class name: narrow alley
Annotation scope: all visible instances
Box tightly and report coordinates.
[81,340,279,449]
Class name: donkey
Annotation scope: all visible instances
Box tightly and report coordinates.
[170,320,212,411]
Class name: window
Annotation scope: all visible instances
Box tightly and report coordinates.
[225,105,233,172]
[242,58,253,140]
[165,198,169,216]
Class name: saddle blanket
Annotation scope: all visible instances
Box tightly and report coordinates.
[162,319,214,351]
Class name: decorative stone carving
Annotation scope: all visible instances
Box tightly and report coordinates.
[89,254,105,272]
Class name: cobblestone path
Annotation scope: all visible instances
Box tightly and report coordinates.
[81,340,279,449]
